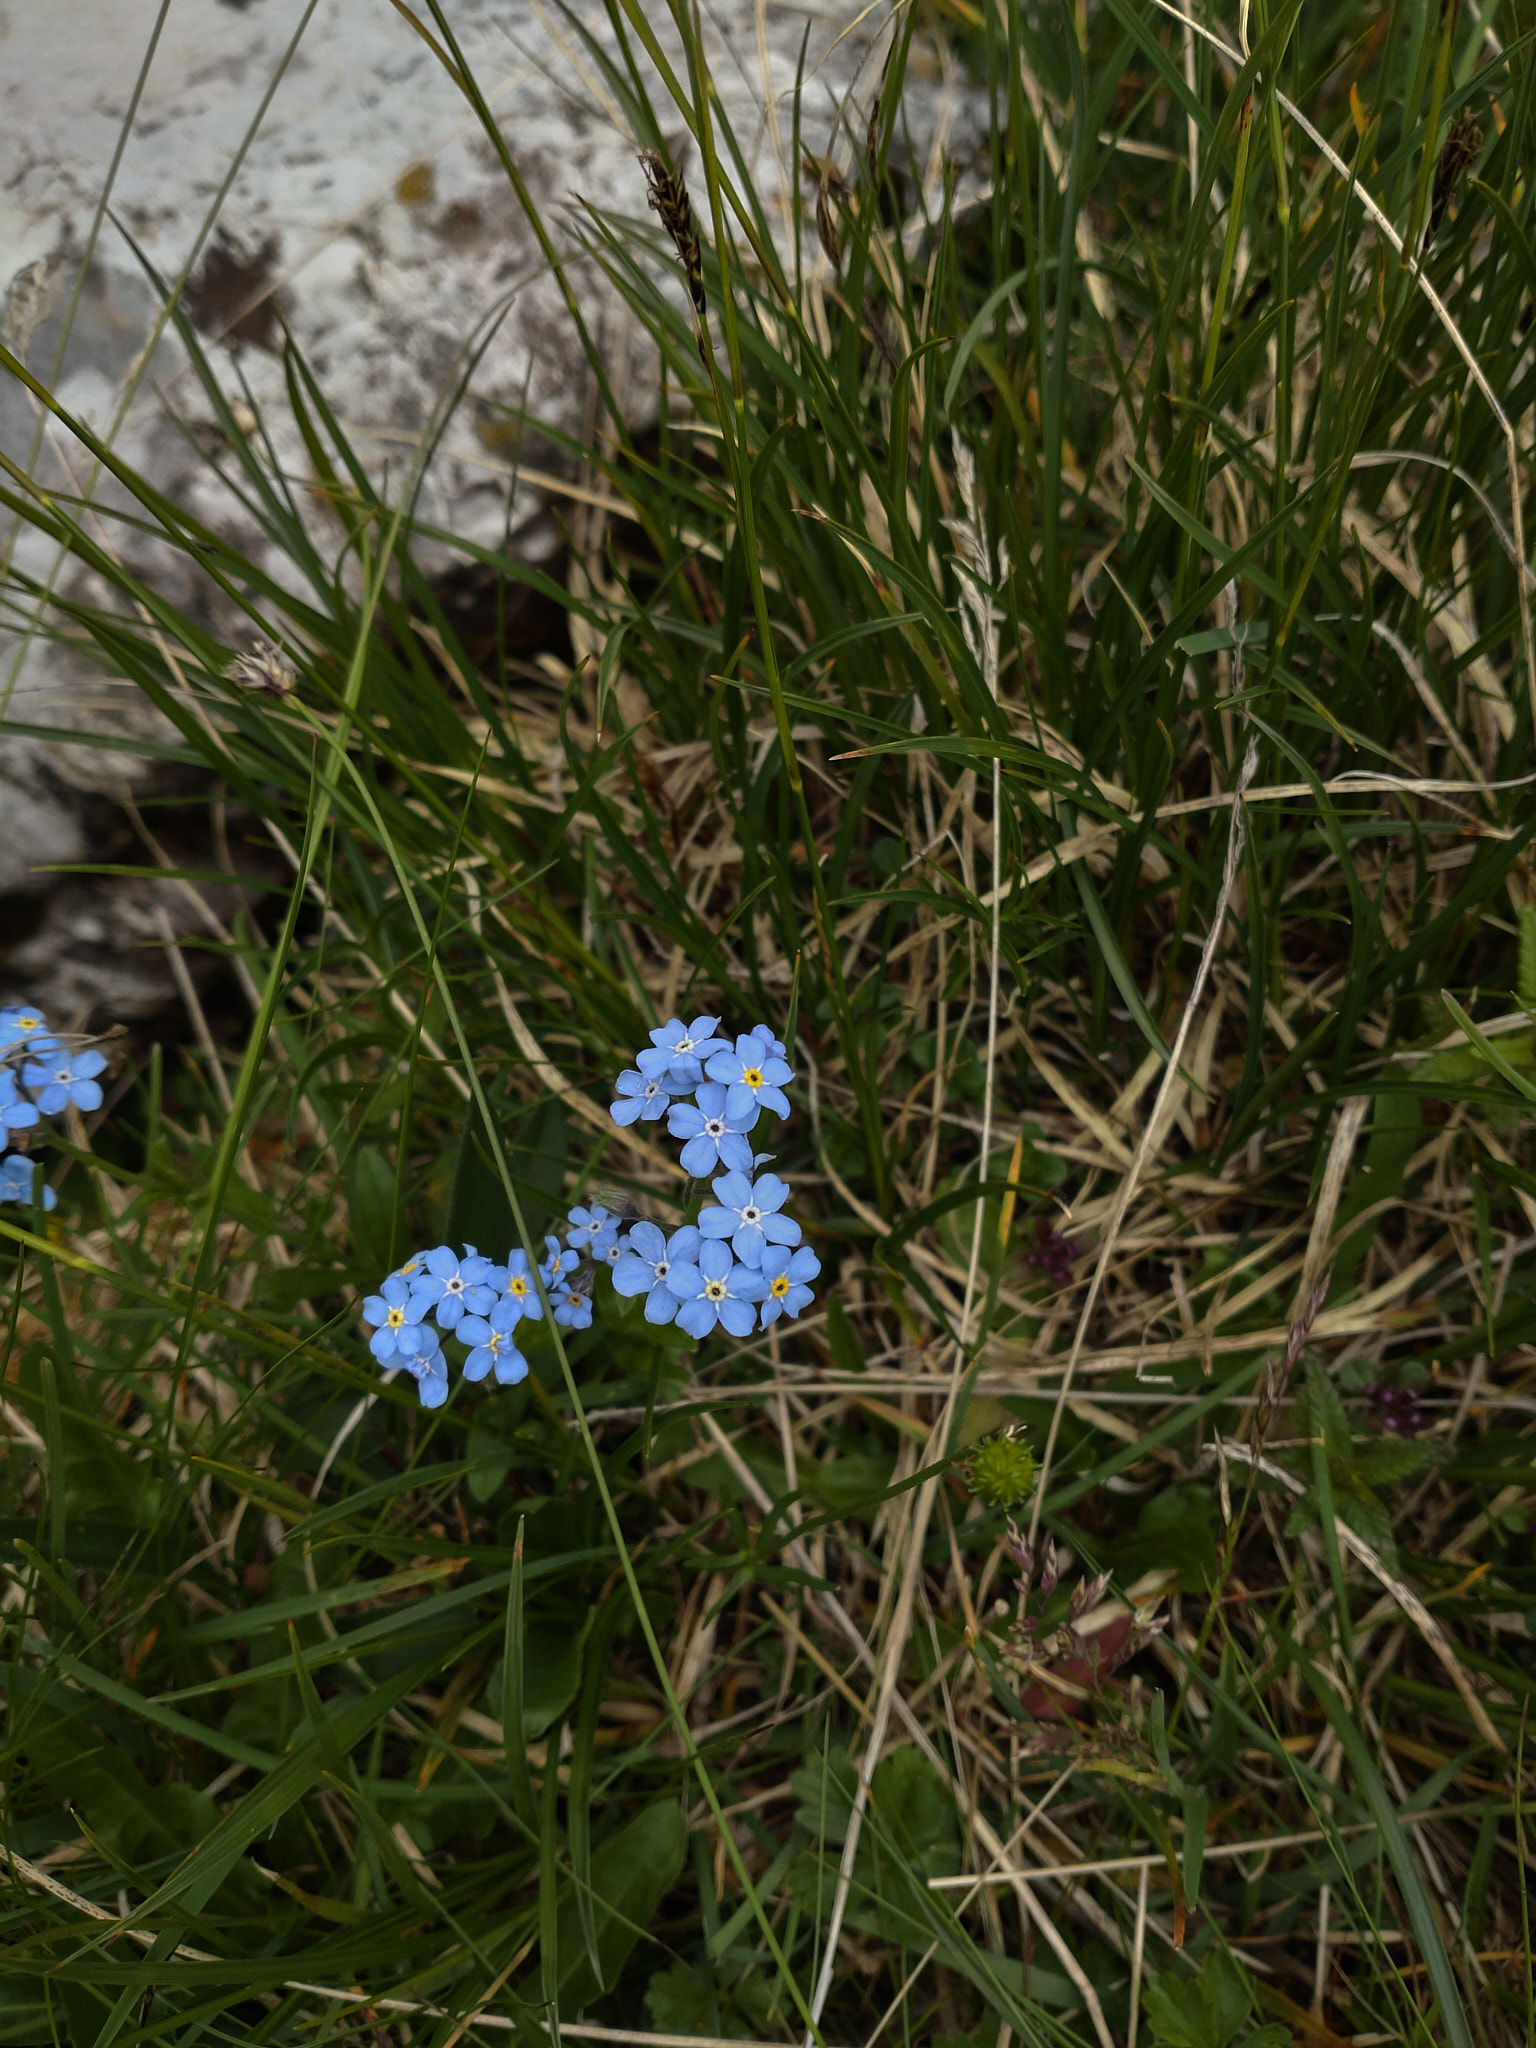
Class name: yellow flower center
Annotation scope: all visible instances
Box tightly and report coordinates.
[771,1275,790,1297]
[509,1276,526,1296]
[387,1307,405,1328]
[742,1066,764,1089]
[704,1280,727,1301]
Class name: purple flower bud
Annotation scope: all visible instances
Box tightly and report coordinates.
[1026,1219,1075,1290]
[1368,1382,1425,1437]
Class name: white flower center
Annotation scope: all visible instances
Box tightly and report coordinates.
[445,1275,464,1295]
[742,1206,760,1225]
[705,1118,724,1138]
[655,1260,669,1278]
[704,1279,727,1300]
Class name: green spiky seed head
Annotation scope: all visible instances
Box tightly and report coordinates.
[964,1428,1038,1509]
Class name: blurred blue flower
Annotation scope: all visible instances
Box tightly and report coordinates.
[0,1153,54,1209]
[758,1244,820,1327]
[458,1299,530,1385]
[665,1238,766,1340]
[0,1072,39,1133]
[22,1047,106,1116]
[0,1006,57,1058]
[636,1015,727,1088]
[363,1273,434,1362]
[609,1068,681,1126]
[613,1222,701,1324]
[408,1243,499,1330]
[391,1248,433,1287]
[704,1034,793,1123]
[698,1170,800,1266]
[567,1204,621,1256]
[551,1280,594,1330]
[499,1248,544,1322]
[666,1082,755,1178]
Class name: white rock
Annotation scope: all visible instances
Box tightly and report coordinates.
[0,0,969,1019]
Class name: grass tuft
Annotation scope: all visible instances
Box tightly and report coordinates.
[4,1,1536,2043]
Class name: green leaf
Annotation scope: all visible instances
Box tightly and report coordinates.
[346,1142,401,1273]
[448,1094,569,1256]
[1105,1484,1218,1592]
[554,1800,687,2015]
[645,1962,717,2036]
[791,1744,859,1845]
[1353,1438,1432,1487]
[519,1624,582,1738]
[1142,1946,1254,2048]
[1300,1360,1353,1468]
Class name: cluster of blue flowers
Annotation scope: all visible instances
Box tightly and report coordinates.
[609,1017,818,1338]
[0,1003,108,1213]
[361,1233,590,1410]
[360,1017,818,1407]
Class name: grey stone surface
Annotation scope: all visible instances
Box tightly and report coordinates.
[0,0,966,1024]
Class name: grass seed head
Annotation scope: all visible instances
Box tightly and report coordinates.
[224,637,297,701]
[639,150,706,327]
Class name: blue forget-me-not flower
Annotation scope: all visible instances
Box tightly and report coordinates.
[666,1239,766,1339]
[705,1033,794,1123]
[458,1299,530,1385]
[363,1273,435,1362]
[499,1248,544,1322]
[613,1222,702,1324]
[566,1204,622,1257]
[757,1244,820,1326]
[409,1243,499,1330]
[667,1082,755,1178]
[540,1234,579,1288]
[609,1068,681,1126]
[22,1047,106,1117]
[552,1280,594,1330]
[0,1153,54,1208]
[636,1016,727,1088]
[0,1006,57,1057]
[406,1325,451,1407]
[699,1171,800,1267]
[0,1072,39,1132]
